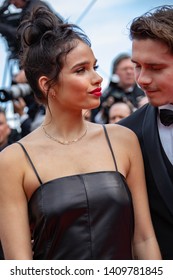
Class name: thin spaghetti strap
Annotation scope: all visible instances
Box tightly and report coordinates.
[16,142,43,185]
[102,125,118,171]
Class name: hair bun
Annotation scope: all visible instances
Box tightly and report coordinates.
[19,6,63,47]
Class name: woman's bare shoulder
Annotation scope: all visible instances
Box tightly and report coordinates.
[103,124,141,160]
[0,142,25,168]
[104,123,138,143]
[0,128,41,162]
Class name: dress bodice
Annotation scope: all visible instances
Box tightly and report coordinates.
[18,125,134,259]
[28,171,133,259]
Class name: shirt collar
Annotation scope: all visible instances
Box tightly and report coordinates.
[159,104,173,111]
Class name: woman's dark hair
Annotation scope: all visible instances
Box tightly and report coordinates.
[129,5,173,53]
[18,6,91,104]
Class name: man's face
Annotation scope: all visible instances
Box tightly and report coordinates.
[132,38,173,106]
[115,58,135,90]
[0,113,11,147]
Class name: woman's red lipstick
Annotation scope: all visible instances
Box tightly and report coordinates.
[89,87,102,97]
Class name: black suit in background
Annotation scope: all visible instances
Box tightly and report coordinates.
[119,103,173,260]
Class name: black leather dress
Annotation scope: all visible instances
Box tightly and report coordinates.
[18,125,134,260]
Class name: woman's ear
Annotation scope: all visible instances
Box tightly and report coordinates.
[39,76,56,99]
[38,76,49,97]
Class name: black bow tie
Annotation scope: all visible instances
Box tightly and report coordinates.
[160,109,173,126]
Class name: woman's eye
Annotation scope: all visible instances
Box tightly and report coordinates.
[94,65,99,71]
[75,65,99,73]
[76,68,85,73]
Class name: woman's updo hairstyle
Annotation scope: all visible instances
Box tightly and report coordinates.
[18,6,91,104]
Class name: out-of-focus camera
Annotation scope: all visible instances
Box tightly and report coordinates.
[0,0,21,25]
[0,0,22,57]
[0,83,32,102]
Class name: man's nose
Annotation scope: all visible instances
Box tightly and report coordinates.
[136,69,152,86]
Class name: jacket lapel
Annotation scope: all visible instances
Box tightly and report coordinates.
[143,105,173,216]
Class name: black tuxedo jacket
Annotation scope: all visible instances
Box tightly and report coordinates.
[119,103,173,259]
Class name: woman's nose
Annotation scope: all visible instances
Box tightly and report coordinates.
[93,71,103,85]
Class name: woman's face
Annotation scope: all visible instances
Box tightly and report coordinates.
[54,40,103,111]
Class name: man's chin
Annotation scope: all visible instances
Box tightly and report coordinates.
[149,99,172,107]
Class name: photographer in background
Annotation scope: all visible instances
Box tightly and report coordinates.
[14,97,45,137]
[12,69,45,136]
[0,69,45,136]
[0,0,59,58]
[0,106,21,152]
[102,53,145,108]
[108,101,133,124]
[0,107,11,151]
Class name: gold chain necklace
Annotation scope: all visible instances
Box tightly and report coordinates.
[42,124,88,145]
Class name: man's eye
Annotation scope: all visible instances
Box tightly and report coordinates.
[134,64,141,69]
[94,65,99,71]
[151,67,162,71]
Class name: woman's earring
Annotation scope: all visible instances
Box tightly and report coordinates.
[51,90,56,98]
